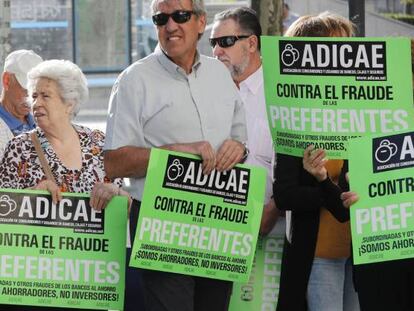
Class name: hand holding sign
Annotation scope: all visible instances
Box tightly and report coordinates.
[303,145,328,182]
[32,180,62,204]
[164,141,216,175]
[90,182,127,211]
[340,191,358,208]
[216,139,245,172]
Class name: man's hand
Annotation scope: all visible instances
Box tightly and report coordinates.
[303,145,328,182]
[164,141,216,175]
[90,183,132,213]
[90,182,120,211]
[216,139,245,172]
[193,141,216,175]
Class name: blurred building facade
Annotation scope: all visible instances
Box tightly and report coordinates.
[5,0,413,131]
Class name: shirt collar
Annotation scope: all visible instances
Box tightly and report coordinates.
[155,45,202,78]
[0,104,35,135]
[239,65,263,95]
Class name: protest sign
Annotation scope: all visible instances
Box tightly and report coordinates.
[349,131,414,264]
[130,149,266,282]
[0,189,127,310]
[262,37,414,159]
[229,232,284,311]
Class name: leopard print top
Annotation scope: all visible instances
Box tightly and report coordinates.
[0,124,120,192]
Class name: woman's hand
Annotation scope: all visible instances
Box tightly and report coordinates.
[90,182,131,211]
[32,180,62,204]
[341,191,358,208]
[303,145,328,182]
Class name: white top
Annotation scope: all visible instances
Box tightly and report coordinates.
[239,66,274,204]
[104,47,247,200]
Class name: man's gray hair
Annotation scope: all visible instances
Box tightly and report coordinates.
[214,7,262,50]
[151,0,206,16]
[27,59,88,119]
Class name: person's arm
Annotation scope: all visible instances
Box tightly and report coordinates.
[89,182,132,211]
[31,180,62,204]
[104,70,150,179]
[274,151,349,222]
[104,146,151,179]
[274,153,325,212]
[318,177,350,222]
[215,139,245,172]
[302,145,349,222]
[104,141,219,179]
[260,198,280,235]
[341,191,358,208]
[338,160,349,191]
[260,151,279,235]
[0,136,32,189]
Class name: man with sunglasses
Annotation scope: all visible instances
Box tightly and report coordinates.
[211,7,279,236]
[104,0,248,310]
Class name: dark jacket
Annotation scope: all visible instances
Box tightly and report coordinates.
[274,153,349,311]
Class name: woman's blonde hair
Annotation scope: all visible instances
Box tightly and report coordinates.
[285,11,355,37]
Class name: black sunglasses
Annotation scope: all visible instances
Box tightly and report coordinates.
[152,10,194,26]
[209,35,250,48]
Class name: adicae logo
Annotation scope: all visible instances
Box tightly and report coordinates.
[167,159,184,181]
[281,44,300,66]
[375,139,398,164]
[0,195,17,216]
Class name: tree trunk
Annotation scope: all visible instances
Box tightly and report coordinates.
[251,0,283,36]
[0,0,11,69]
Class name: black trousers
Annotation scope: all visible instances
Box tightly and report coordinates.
[354,258,414,311]
[129,201,233,311]
[140,270,232,311]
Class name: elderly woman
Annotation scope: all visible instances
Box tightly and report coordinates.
[0,60,129,310]
[274,12,359,311]
[0,59,128,208]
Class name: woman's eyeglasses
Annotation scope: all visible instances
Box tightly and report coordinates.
[209,35,250,48]
[152,10,194,26]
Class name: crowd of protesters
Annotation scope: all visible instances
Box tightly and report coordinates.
[0,0,413,311]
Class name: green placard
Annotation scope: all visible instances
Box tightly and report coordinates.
[228,234,284,311]
[262,36,414,159]
[349,131,414,264]
[0,189,127,310]
[130,149,266,282]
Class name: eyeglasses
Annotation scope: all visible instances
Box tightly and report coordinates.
[209,35,250,48]
[152,10,194,26]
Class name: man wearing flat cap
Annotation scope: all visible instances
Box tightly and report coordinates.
[0,49,43,154]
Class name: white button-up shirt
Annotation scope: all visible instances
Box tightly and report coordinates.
[239,66,274,204]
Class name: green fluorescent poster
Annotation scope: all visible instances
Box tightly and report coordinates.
[262,36,414,159]
[130,149,266,282]
[228,234,284,311]
[349,131,414,264]
[0,189,127,310]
